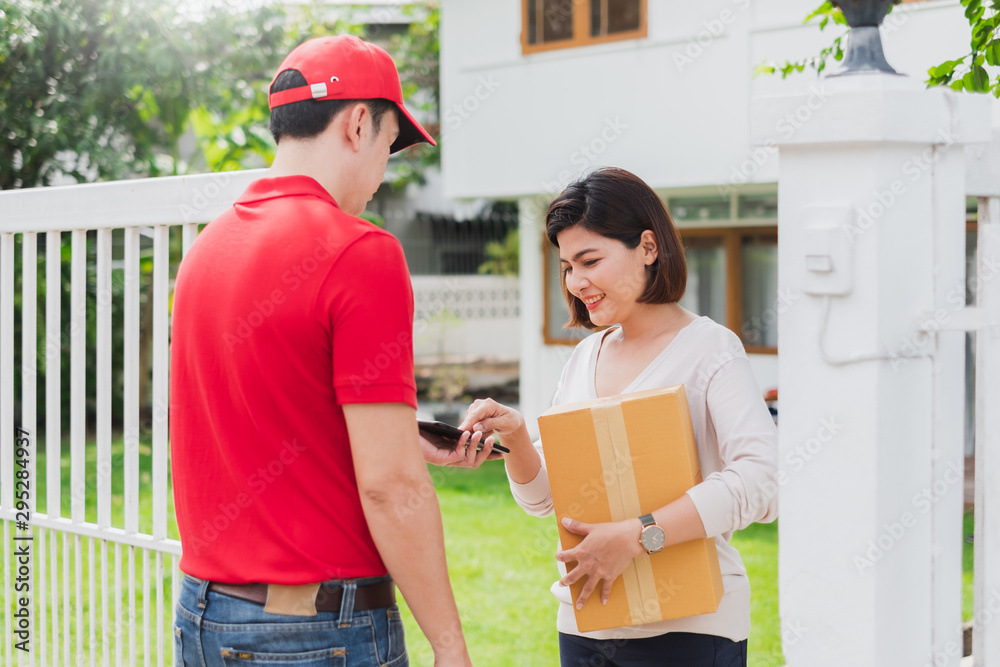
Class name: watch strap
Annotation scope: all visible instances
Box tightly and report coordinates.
[639,513,656,528]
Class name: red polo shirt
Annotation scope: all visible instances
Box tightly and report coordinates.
[170,175,417,584]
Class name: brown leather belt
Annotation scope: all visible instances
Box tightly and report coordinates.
[207,580,395,613]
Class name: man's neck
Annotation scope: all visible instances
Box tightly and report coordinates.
[269,137,353,211]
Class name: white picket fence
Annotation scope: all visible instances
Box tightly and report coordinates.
[411,275,520,362]
[0,168,264,666]
[965,135,1000,667]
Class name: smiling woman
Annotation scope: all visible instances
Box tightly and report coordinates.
[453,166,779,667]
[545,167,687,331]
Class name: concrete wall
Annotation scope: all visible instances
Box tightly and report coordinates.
[440,1,975,199]
[440,0,985,436]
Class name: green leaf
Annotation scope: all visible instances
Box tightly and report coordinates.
[804,2,835,23]
[972,64,990,90]
[753,62,777,77]
[931,59,962,78]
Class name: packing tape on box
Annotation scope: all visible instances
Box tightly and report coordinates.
[591,399,662,626]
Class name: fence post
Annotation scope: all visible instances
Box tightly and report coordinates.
[753,75,991,666]
[974,195,1000,666]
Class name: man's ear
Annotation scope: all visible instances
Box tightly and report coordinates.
[344,102,369,152]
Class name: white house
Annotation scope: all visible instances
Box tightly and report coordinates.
[437,0,996,437]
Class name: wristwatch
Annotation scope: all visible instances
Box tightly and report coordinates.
[639,514,665,554]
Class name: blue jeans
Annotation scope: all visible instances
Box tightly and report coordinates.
[559,631,747,667]
[174,575,407,666]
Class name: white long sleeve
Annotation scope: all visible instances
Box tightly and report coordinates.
[506,442,554,517]
[686,355,779,538]
[505,316,778,642]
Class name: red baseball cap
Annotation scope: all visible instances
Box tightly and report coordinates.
[268,35,436,154]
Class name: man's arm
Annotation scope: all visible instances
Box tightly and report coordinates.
[343,402,473,667]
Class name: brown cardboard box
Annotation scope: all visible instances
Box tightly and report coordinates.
[538,385,724,632]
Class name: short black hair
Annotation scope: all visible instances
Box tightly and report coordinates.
[546,167,688,330]
[268,69,396,144]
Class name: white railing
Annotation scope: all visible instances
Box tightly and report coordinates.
[411,275,520,361]
[0,168,263,666]
[965,134,1000,667]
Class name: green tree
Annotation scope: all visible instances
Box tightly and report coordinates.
[384,2,441,188]
[2,0,443,429]
[0,0,290,188]
[478,229,520,277]
[756,1,1000,96]
[0,0,441,185]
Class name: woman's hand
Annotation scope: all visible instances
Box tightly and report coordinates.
[555,517,645,609]
[458,398,525,440]
[420,429,503,468]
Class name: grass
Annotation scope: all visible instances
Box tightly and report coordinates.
[401,462,786,667]
[6,437,178,666]
[6,439,978,666]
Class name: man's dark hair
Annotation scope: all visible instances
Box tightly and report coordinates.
[268,69,396,143]
[545,167,688,330]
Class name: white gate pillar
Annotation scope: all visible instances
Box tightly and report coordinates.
[966,131,1000,667]
[752,75,991,666]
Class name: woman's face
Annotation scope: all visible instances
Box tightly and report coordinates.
[557,225,656,328]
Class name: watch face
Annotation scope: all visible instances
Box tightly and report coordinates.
[641,525,666,552]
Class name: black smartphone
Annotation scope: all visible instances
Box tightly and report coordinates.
[417,420,510,454]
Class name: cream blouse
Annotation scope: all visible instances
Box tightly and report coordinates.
[508,316,779,641]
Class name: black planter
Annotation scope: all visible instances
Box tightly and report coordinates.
[828,0,902,76]
[830,0,899,27]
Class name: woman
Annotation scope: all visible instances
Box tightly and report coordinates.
[457,167,778,666]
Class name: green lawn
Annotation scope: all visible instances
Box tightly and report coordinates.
[14,440,977,666]
[402,462,786,667]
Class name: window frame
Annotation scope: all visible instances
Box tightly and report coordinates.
[521,0,648,55]
[678,226,778,355]
[542,233,591,346]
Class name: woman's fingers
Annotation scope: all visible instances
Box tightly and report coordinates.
[457,398,493,431]
[561,517,593,536]
[458,398,510,433]
[558,563,583,587]
[601,579,614,606]
[575,575,599,610]
[560,568,614,608]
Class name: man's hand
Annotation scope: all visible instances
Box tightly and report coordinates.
[420,430,503,468]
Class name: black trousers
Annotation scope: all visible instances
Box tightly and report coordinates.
[559,631,747,667]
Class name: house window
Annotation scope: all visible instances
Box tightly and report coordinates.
[676,227,778,354]
[544,238,591,345]
[523,0,646,54]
